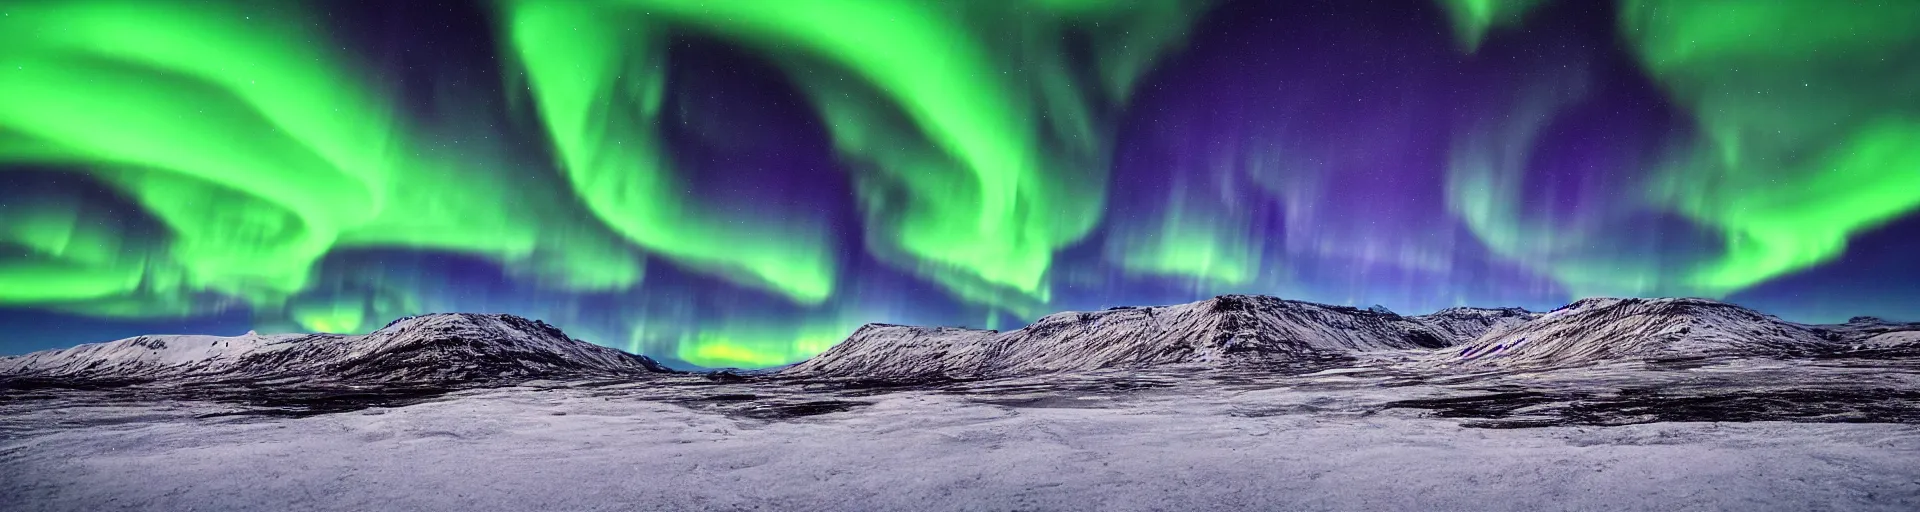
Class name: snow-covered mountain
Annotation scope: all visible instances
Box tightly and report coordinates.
[783,295,1505,380]
[1803,316,1920,358]
[1441,298,1846,368]
[1813,316,1920,346]
[8,297,1908,385]
[1410,306,1538,344]
[0,313,668,384]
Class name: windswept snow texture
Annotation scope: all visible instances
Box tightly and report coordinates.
[4,370,1919,512]
[784,295,1486,380]
[5,298,1920,511]
[0,313,668,384]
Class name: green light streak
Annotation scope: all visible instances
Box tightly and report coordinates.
[1435,0,1546,52]
[669,320,859,369]
[504,0,835,304]
[0,1,383,309]
[290,300,367,334]
[1623,0,1920,294]
[0,0,1202,360]
[1107,156,1262,286]
[1445,74,1679,298]
[1653,121,1920,294]
[1451,1,1920,299]
[0,0,649,323]
[1109,217,1260,287]
[0,199,151,305]
[557,0,1201,308]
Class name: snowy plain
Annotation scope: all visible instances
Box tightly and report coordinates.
[5,301,1919,511]
[4,363,1918,512]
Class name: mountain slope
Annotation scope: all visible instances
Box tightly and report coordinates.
[1411,306,1538,344]
[0,332,306,380]
[1443,298,1835,368]
[0,313,668,384]
[1805,316,1920,358]
[784,295,1483,379]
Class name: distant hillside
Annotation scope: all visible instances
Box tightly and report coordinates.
[782,295,1523,380]
[0,313,669,385]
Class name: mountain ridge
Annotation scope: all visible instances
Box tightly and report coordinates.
[8,296,1915,384]
[780,295,1537,379]
[1440,297,1920,368]
[0,313,670,385]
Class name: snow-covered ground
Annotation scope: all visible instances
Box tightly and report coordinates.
[4,370,1918,512]
[5,297,1918,511]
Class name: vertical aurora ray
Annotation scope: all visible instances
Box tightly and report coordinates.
[1105,1,1497,309]
[1104,152,1265,288]
[1444,77,1680,298]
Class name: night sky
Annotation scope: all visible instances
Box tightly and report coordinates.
[3,0,1917,369]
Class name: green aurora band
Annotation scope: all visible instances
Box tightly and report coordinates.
[1105,151,1266,289]
[0,0,646,332]
[1445,71,1681,298]
[1435,0,1547,52]
[499,0,1207,358]
[633,0,1198,306]
[1448,0,1920,300]
[1622,0,1920,295]
[505,0,836,304]
[1,0,1916,368]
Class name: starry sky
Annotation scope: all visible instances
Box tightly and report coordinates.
[3,0,1918,369]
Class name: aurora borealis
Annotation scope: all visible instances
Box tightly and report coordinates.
[2,0,1917,369]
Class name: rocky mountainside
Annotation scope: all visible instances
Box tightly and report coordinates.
[783,295,1517,380]
[7,297,1910,385]
[1812,316,1920,345]
[0,313,668,384]
[1802,316,1920,358]
[1439,297,1894,368]
[1410,306,1538,344]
